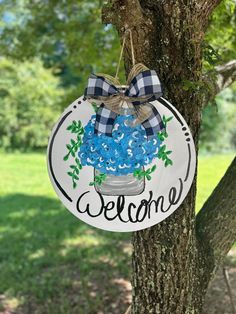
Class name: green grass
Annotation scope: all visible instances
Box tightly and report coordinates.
[196,154,235,211]
[0,153,234,313]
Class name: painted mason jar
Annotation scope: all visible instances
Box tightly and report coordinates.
[79,86,161,196]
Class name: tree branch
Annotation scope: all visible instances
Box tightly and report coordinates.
[215,60,236,92]
[196,157,236,278]
[203,60,236,106]
[196,0,224,29]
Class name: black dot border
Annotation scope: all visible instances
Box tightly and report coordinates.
[182,126,191,142]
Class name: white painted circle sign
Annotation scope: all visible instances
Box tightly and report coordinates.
[47,96,196,232]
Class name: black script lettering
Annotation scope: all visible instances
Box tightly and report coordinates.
[148,196,165,218]
[104,201,115,221]
[76,178,184,223]
[76,191,103,217]
[127,203,137,223]
[168,178,183,205]
[115,196,129,223]
[162,178,183,213]
[136,192,153,222]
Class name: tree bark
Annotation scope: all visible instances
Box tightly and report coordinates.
[102,1,235,313]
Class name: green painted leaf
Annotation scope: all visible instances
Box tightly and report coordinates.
[164,158,173,167]
[146,174,152,181]
[75,158,82,169]
[151,165,157,172]
[71,127,77,133]
[74,143,79,151]
[157,132,165,141]
[70,165,79,174]
[71,139,76,146]
[166,116,173,122]
[73,174,79,180]
[168,159,173,166]
[76,136,82,144]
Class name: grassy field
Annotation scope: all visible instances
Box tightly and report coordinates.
[0,153,234,313]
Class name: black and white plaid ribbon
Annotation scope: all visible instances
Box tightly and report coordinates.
[84,69,165,140]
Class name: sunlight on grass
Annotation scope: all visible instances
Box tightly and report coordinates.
[29,249,45,260]
[63,235,101,247]
[8,208,37,219]
[0,296,20,311]
[60,235,102,256]
[0,152,55,197]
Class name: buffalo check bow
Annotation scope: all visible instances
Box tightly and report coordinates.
[84,69,165,140]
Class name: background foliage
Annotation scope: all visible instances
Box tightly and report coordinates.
[0,58,63,149]
[0,0,235,151]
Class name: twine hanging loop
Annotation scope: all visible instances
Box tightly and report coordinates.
[93,29,153,123]
[84,29,164,137]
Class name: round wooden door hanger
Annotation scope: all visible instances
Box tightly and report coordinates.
[47,93,196,232]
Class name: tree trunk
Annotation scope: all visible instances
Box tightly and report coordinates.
[102,1,236,313]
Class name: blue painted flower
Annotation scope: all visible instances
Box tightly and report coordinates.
[78,114,161,175]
